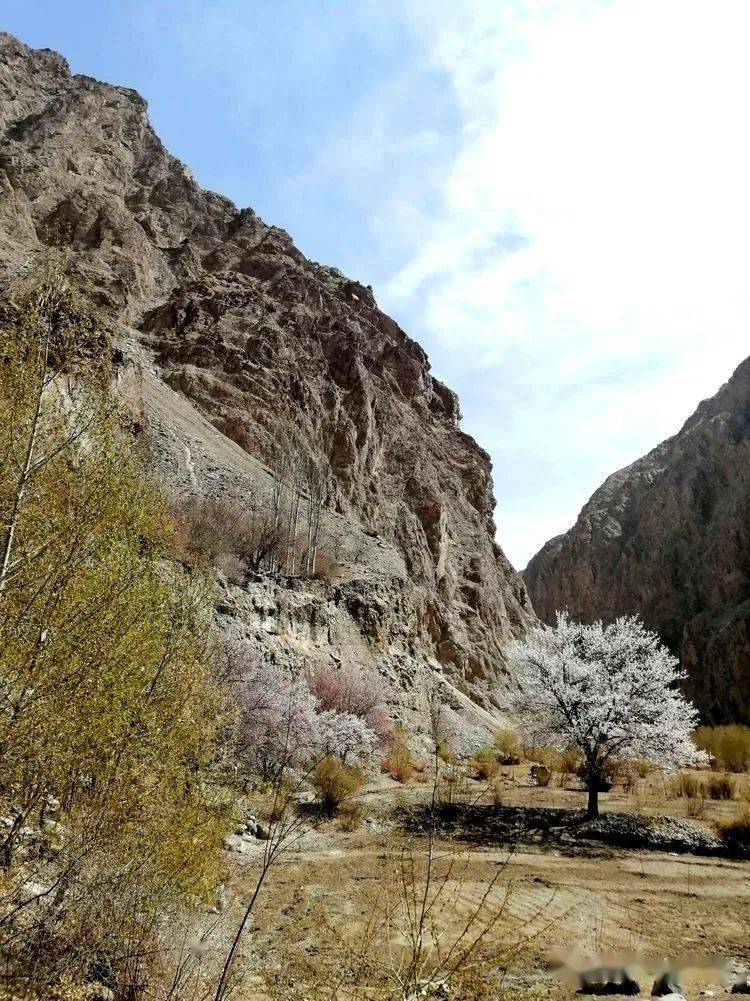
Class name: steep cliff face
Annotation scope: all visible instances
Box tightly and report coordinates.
[525,358,750,724]
[0,32,534,714]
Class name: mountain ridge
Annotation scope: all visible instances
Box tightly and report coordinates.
[0,30,534,722]
[525,355,750,724]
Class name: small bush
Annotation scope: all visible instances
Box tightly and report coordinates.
[471,745,500,780]
[494,728,522,764]
[560,746,584,775]
[718,807,750,855]
[490,777,504,805]
[634,757,655,778]
[312,757,364,814]
[525,745,561,771]
[671,773,701,799]
[337,801,365,832]
[383,747,417,783]
[437,764,470,807]
[437,741,458,765]
[705,774,735,800]
[694,725,750,772]
[685,796,707,819]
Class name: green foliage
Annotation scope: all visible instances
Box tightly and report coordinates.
[524,745,562,770]
[694,725,750,772]
[0,266,232,993]
[436,740,458,765]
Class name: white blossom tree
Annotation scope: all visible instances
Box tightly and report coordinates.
[505,613,704,817]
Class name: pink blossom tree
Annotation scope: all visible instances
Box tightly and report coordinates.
[229,646,392,784]
[310,664,393,745]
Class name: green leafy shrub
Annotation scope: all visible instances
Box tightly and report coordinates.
[0,266,232,995]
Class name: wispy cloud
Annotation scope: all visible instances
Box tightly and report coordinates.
[371,0,750,566]
[130,0,750,568]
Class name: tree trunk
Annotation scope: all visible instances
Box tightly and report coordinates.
[0,356,47,598]
[587,783,599,819]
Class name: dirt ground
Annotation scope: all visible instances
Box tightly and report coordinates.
[215,768,750,1000]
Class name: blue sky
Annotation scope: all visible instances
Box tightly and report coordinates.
[5,1,750,568]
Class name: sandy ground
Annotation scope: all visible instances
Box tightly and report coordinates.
[211,770,750,1000]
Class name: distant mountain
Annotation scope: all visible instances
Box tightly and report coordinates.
[524,358,750,724]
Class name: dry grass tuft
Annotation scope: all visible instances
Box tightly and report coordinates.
[312,757,364,814]
[694,725,750,772]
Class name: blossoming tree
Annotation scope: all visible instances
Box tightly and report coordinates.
[506,613,704,817]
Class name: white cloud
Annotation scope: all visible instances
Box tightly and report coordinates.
[377,0,750,567]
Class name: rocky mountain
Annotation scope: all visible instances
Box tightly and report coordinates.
[525,358,750,725]
[0,32,534,726]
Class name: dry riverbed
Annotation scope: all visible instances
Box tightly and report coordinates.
[213,770,750,1000]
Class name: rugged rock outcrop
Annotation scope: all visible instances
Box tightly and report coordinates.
[525,358,750,724]
[0,32,534,719]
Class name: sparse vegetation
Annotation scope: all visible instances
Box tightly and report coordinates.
[694,724,750,772]
[494,728,523,764]
[312,757,365,815]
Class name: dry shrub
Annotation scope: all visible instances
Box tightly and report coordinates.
[173,495,285,579]
[494,728,523,764]
[337,801,365,832]
[437,764,471,808]
[312,756,364,814]
[717,806,750,854]
[705,774,735,800]
[173,495,248,569]
[621,770,639,796]
[382,748,415,783]
[382,728,424,784]
[670,773,701,799]
[635,757,655,778]
[694,725,750,772]
[471,746,500,780]
[311,549,344,581]
[669,772,736,801]
[685,796,707,819]
[490,776,505,805]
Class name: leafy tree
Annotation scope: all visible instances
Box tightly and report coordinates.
[505,613,703,817]
[0,264,231,993]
